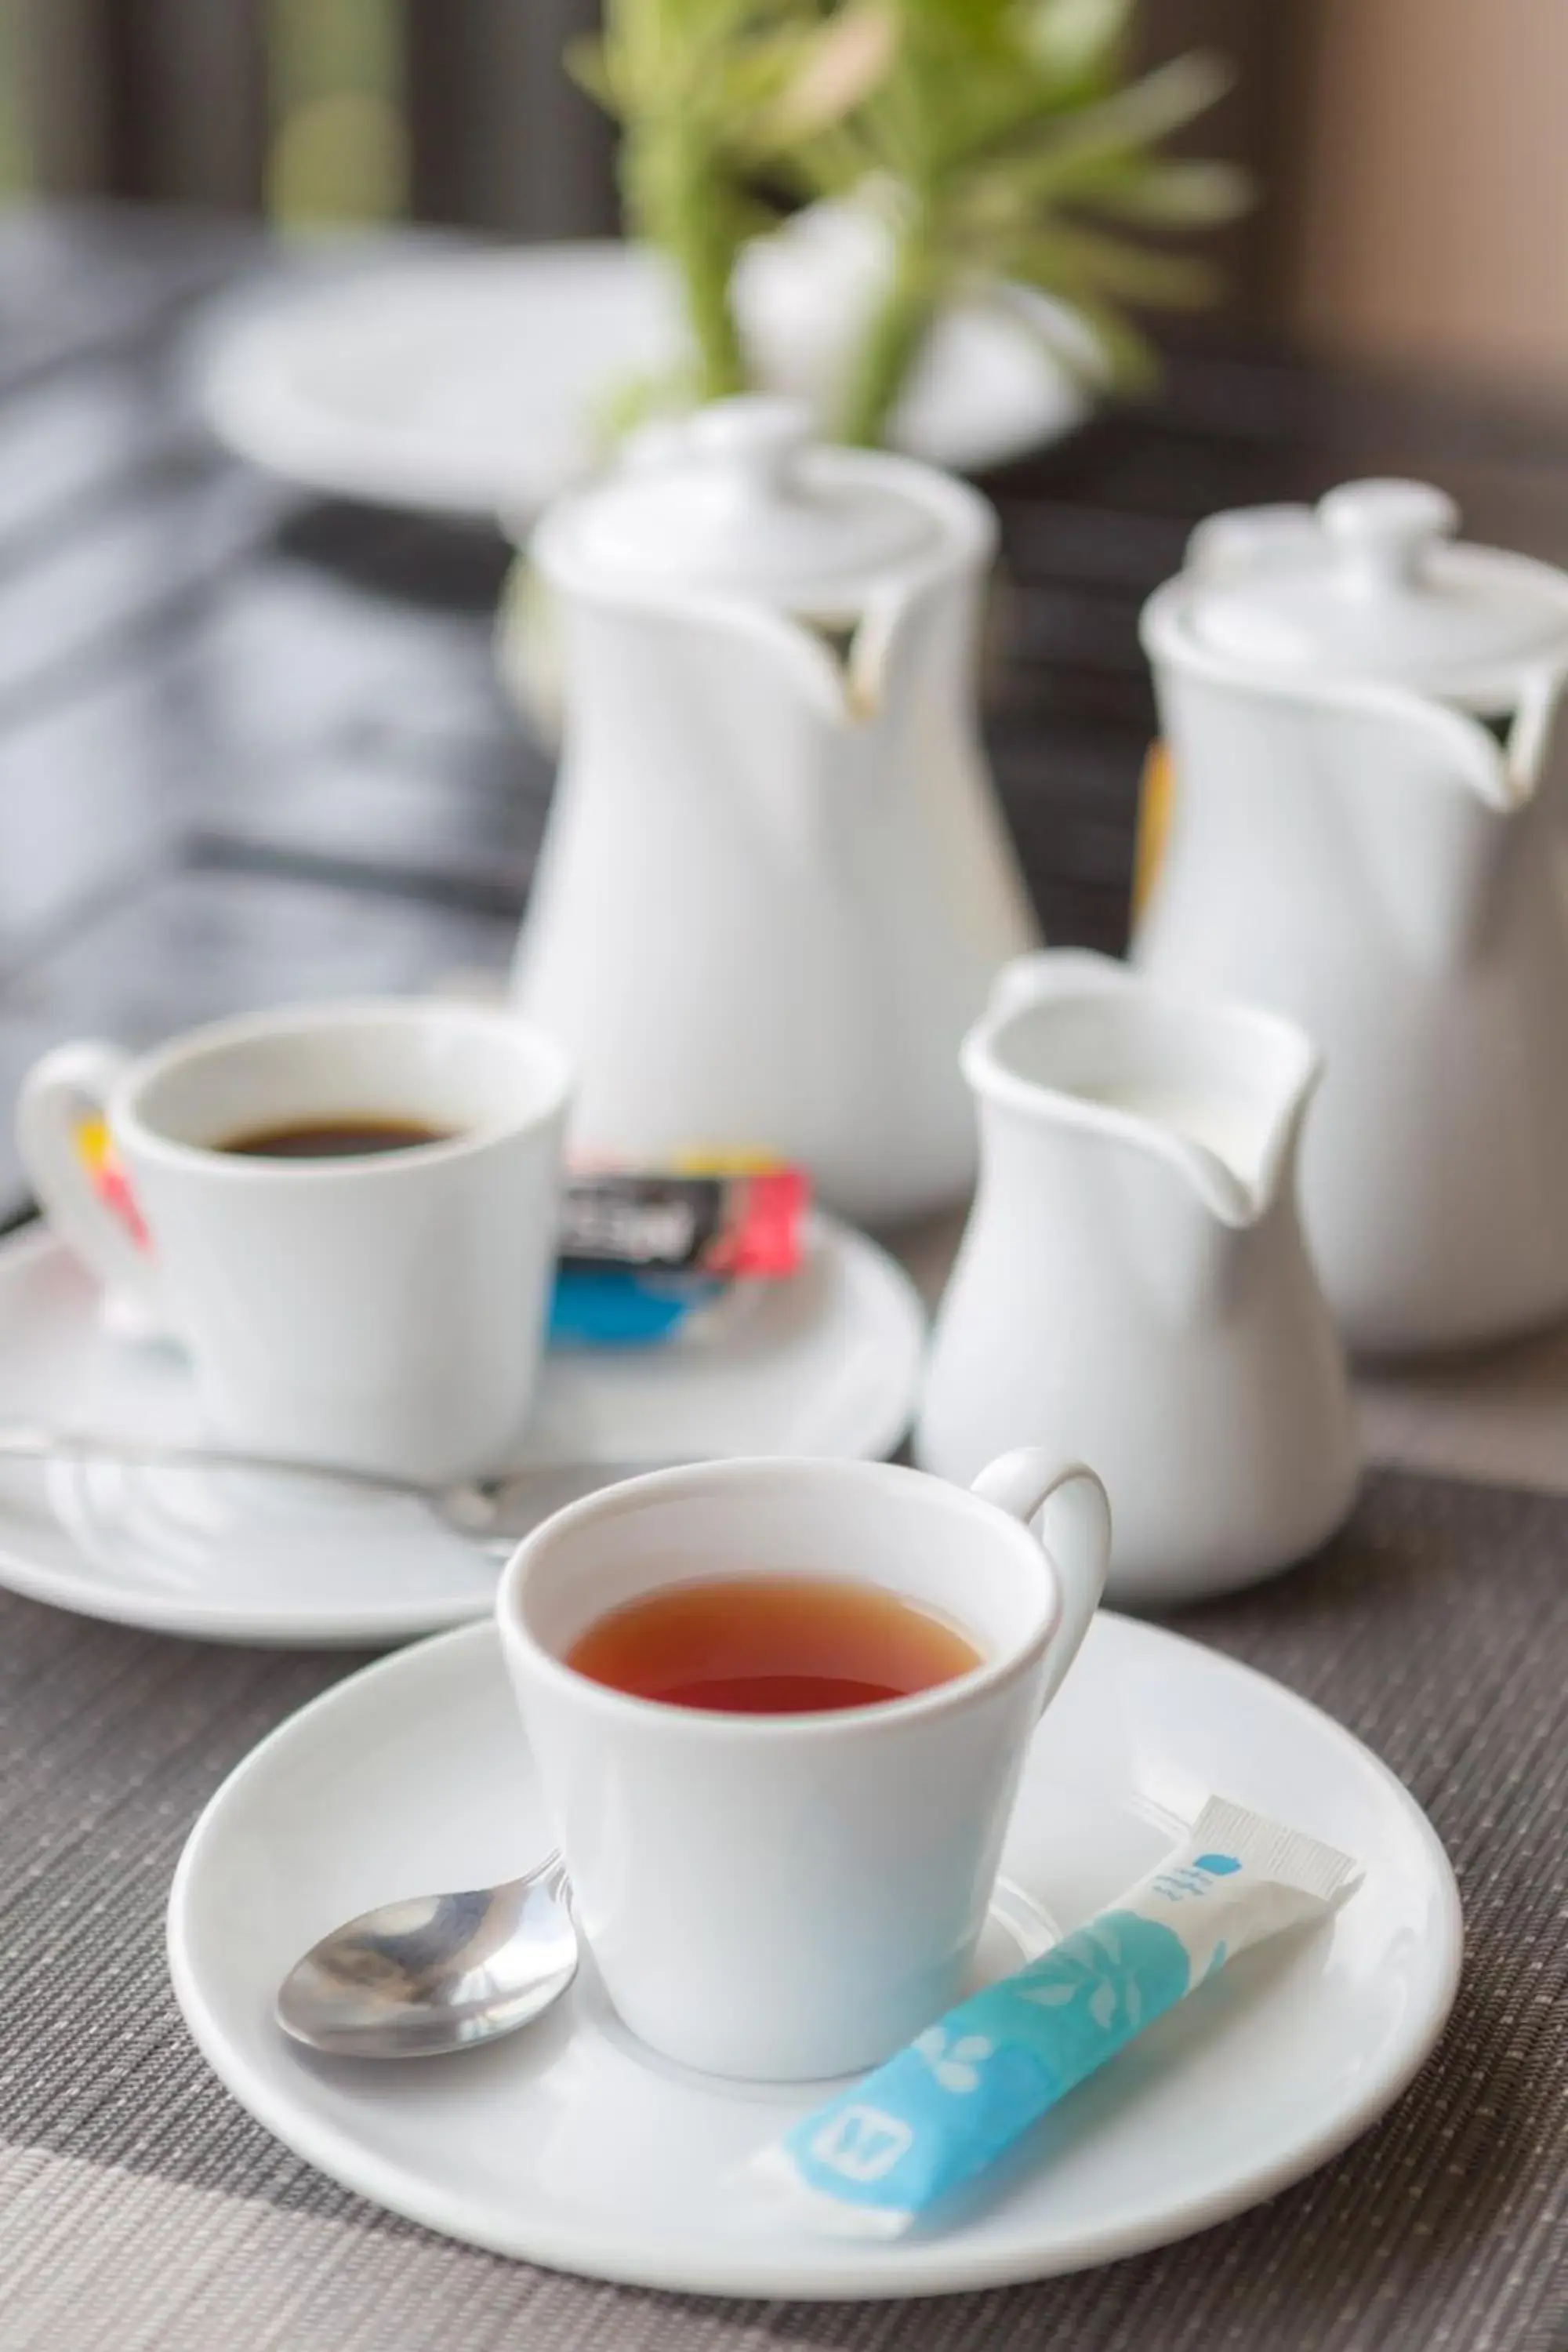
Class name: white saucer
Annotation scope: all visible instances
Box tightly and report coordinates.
[0,1218,924,1646]
[167,1615,1461,2298]
[194,241,1087,521]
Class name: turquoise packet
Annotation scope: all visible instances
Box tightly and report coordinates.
[548,1268,724,1346]
[755,1797,1360,2238]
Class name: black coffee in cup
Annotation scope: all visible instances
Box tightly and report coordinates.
[218,1119,452,1160]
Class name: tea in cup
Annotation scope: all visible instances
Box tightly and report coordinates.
[18,1000,572,1482]
[498,1450,1111,2082]
[564,1570,984,1714]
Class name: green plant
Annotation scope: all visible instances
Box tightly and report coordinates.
[577,1,893,406]
[576,0,1247,448]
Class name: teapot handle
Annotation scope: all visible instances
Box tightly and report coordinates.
[971,1450,1112,1711]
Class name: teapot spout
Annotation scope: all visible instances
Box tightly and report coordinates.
[1502,662,1566,810]
[1142,653,1563,977]
[1314,677,1563,967]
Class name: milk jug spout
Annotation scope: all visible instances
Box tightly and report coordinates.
[980,951,1320,1240]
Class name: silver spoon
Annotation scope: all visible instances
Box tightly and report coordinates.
[0,1425,672,1547]
[277,1851,577,2058]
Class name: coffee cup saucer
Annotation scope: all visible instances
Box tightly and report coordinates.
[0,1215,924,1646]
[166,1612,1461,2299]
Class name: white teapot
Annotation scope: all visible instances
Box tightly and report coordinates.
[1138,479,1568,1354]
[506,398,1038,1225]
[916,953,1357,1606]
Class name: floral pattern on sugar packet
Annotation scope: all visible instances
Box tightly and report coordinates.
[788,1910,1196,2213]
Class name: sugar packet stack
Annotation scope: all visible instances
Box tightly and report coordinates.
[755,1797,1360,2238]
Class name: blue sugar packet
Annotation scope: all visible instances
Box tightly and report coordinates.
[755,1797,1359,2238]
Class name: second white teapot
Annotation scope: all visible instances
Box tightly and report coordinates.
[1138,480,1568,1353]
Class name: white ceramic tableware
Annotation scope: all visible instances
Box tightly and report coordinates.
[916,953,1358,1603]
[193,234,1088,523]
[507,396,1040,1225]
[166,1613,1461,2296]
[497,1450,1111,2080]
[17,1001,571,1484]
[1138,478,1568,1355]
[0,1216,924,1645]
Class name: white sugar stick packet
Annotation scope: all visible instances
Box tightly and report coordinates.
[755,1796,1360,2238]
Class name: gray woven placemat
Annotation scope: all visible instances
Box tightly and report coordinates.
[1,1466,1564,2352]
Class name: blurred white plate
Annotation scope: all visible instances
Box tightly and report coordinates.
[194,234,1091,522]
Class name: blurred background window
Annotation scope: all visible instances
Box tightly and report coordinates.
[2,1,1564,408]
[1,0,613,232]
[0,1,27,197]
[267,0,405,227]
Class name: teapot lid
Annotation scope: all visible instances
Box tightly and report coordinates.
[1185,479,1568,702]
[544,397,942,604]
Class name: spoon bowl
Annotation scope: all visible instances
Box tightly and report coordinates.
[277,1852,577,2058]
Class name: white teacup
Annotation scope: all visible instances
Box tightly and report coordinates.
[18,1000,572,1482]
[498,1450,1111,2082]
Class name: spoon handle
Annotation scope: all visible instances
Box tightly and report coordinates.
[0,1424,437,1499]
[0,1426,683,1537]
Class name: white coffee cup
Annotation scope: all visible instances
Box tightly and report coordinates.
[18,1000,572,1482]
[497,1450,1111,2082]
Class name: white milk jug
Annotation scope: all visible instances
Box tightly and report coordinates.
[507,397,1038,1225]
[1138,478,1568,1354]
[916,953,1357,1604]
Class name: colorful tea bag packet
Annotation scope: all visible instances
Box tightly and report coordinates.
[558,1168,808,1279]
[756,1797,1360,2238]
[550,1166,810,1345]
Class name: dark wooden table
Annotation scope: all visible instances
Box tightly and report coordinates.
[5,198,1568,1238]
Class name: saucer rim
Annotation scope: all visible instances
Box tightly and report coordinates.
[165,1613,1464,2299]
[0,1216,927,1646]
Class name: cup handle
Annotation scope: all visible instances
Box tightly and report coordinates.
[17,1043,165,1327]
[971,1450,1112,1710]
